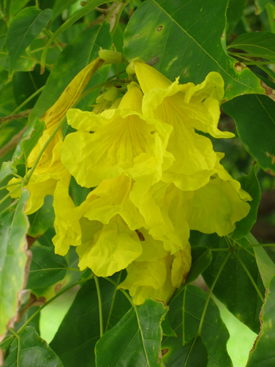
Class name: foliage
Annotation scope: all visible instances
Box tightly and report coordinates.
[0,0,275,366]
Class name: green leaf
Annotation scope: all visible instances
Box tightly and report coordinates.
[95,299,168,367]
[185,246,212,285]
[4,326,63,366]
[50,274,131,366]
[162,336,208,367]
[247,233,275,288]
[27,243,68,289]
[0,50,36,72]
[11,117,45,168]
[11,0,31,16]
[226,0,248,34]
[193,232,265,333]
[233,165,261,239]
[0,190,30,340]
[123,0,264,101]
[6,7,52,71]
[28,195,54,237]
[162,285,232,367]
[13,65,50,110]
[222,95,275,174]
[30,23,112,121]
[0,161,16,184]
[246,274,275,366]
[255,0,275,14]
[228,32,275,61]
[52,0,79,21]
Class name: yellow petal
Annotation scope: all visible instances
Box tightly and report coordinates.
[52,181,82,256]
[171,245,192,288]
[77,216,143,277]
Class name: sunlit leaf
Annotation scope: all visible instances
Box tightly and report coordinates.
[124,0,264,101]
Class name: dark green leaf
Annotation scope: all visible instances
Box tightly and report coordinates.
[50,274,131,367]
[13,65,50,109]
[27,242,68,289]
[222,95,275,174]
[4,326,63,366]
[162,336,208,367]
[0,190,30,340]
[95,299,168,367]
[30,23,112,121]
[185,246,212,285]
[11,117,45,168]
[0,50,35,72]
[226,0,248,34]
[28,195,54,237]
[233,165,261,239]
[229,32,275,61]
[6,7,52,71]
[193,232,265,333]
[11,0,31,16]
[123,0,264,101]
[246,274,275,366]
[162,285,232,367]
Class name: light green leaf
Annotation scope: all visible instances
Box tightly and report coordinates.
[0,190,30,341]
[247,233,275,288]
[0,162,16,184]
[228,32,275,61]
[246,274,275,366]
[6,6,52,71]
[222,95,275,174]
[4,326,63,366]
[95,299,168,367]
[123,0,264,101]
[27,243,68,289]
[162,285,232,367]
[255,0,275,14]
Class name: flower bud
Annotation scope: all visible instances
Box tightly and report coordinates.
[98,49,124,64]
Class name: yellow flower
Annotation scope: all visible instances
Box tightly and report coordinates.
[131,61,234,191]
[61,84,174,188]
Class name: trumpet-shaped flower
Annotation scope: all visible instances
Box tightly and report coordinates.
[131,61,235,191]
[61,84,174,188]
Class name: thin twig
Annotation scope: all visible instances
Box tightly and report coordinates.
[0,127,28,159]
[0,110,31,124]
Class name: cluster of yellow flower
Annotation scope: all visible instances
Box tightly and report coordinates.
[9,58,251,304]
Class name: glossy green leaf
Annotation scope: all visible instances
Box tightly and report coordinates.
[222,95,275,174]
[233,165,261,239]
[247,233,275,288]
[30,23,112,121]
[27,242,68,289]
[193,232,265,333]
[6,7,52,71]
[95,299,168,367]
[4,326,63,366]
[11,117,45,168]
[229,32,275,61]
[50,274,131,366]
[162,285,232,367]
[0,190,30,341]
[246,274,275,366]
[123,0,264,101]
[28,195,54,237]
